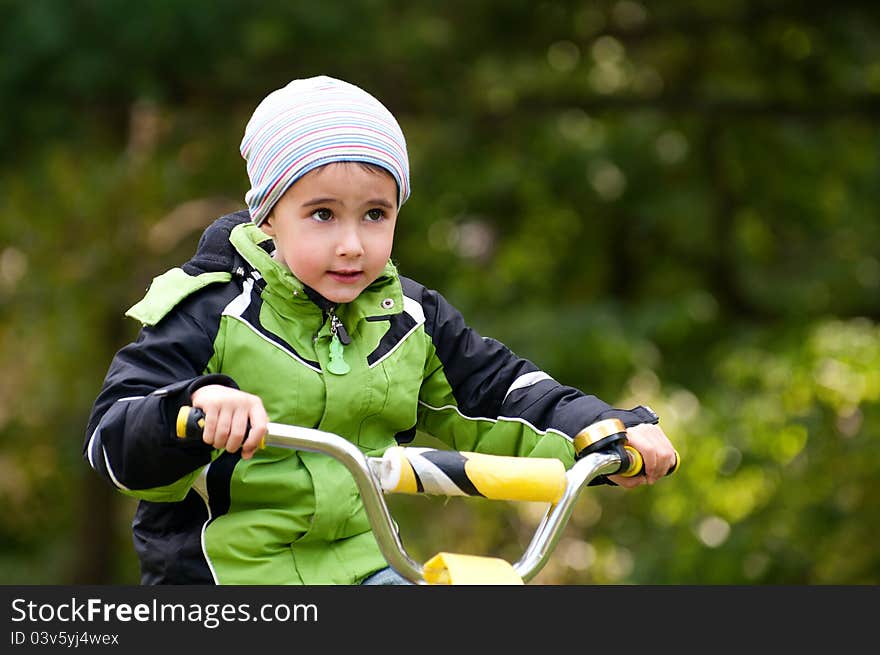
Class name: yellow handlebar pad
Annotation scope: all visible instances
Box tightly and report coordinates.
[423,552,524,585]
[377,447,566,503]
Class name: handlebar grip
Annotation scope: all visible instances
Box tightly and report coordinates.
[378,446,567,503]
[176,405,206,440]
[574,418,680,478]
[618,445,681,478]
[175,405,263,449]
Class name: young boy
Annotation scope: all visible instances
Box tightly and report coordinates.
[84,76,677,585]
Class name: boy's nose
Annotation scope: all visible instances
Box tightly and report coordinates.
[336,225,364,257]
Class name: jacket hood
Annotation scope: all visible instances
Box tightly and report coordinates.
[182,210,253,276]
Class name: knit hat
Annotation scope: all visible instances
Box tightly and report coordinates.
[240,76,410,226]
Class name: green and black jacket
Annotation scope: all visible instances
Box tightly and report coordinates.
[84,211,659,584]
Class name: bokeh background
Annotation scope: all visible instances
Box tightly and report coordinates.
[1,0,878,585]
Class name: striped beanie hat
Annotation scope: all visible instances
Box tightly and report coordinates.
[240,76,410,226]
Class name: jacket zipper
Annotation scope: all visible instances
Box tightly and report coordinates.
[326,307,351,375]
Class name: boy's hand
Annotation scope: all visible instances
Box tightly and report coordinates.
[190,384,268,460]
[608,423,677,488]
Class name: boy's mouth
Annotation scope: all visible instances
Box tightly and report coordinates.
[327,270,364,284]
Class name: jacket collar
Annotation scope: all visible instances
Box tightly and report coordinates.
[228,222,404,322]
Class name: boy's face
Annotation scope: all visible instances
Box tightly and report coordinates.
[260,162,398,304]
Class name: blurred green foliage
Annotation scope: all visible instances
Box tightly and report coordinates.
[1,0,877,584]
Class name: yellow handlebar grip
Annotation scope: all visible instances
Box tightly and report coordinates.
[619,446,681,478]
[176,405,205,439]
[620,445,644,477]
[174,405,265,449]
[175,407,189,439]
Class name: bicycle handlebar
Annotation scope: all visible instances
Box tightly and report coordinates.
[175,406,678,583]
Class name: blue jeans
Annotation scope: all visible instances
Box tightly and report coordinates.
[360,567,414,585]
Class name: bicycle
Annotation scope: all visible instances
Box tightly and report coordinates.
[177,406,679,585]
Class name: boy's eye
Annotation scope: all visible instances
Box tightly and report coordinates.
[311,209,333,221]
[365,208,385,221]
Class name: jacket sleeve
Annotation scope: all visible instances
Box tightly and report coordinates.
[409,279,659,469]
[83,290,237,500]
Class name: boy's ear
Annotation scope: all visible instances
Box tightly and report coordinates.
[259,214,276,236]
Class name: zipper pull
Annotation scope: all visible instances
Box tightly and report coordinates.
[327,311,351,375]
[331,313,352,345]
